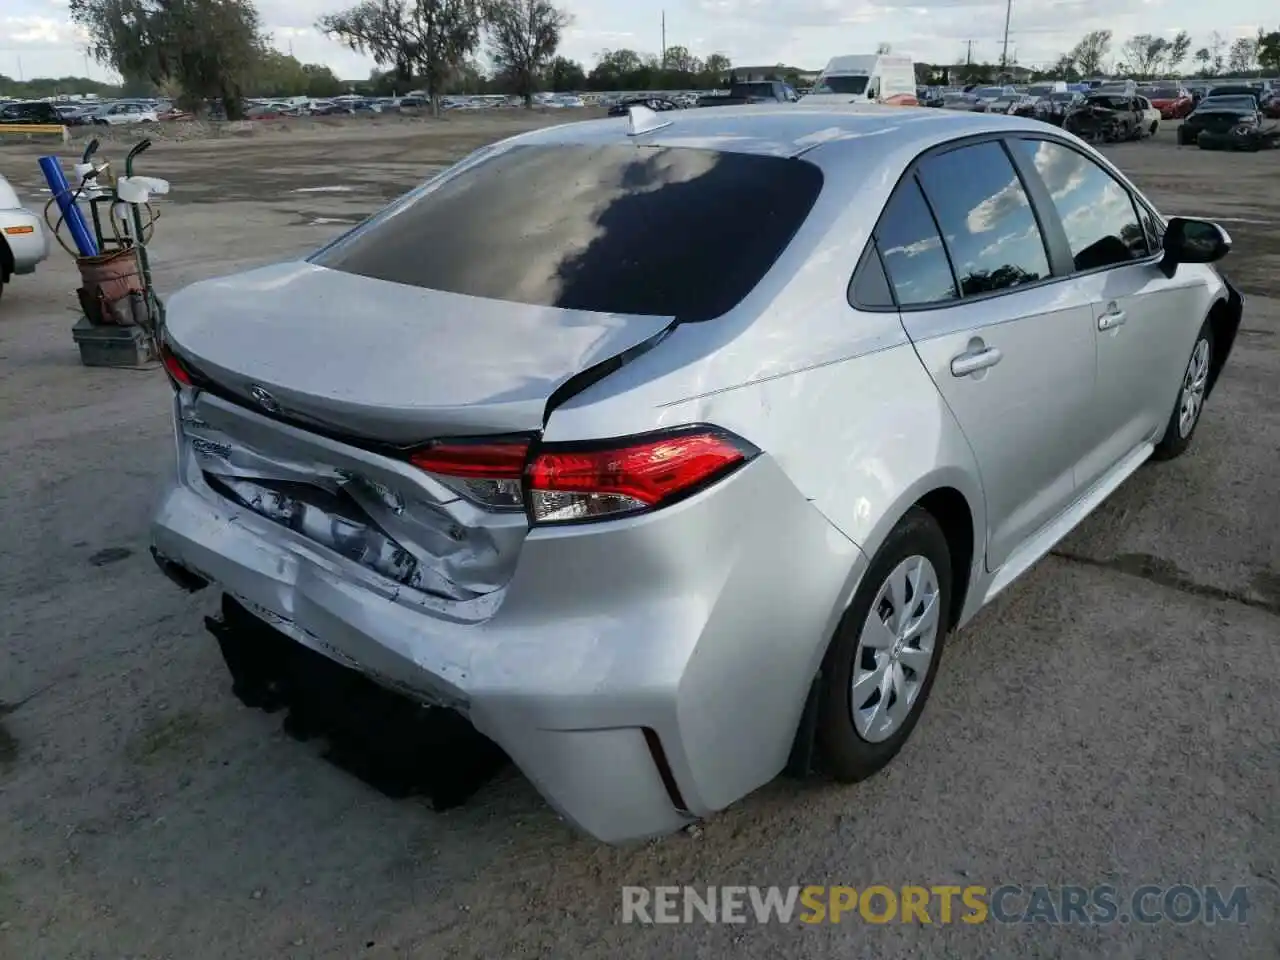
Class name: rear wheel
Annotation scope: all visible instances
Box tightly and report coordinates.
[816,507,952,782]
[1153,320,1213,461]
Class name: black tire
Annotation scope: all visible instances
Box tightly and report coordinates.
[1152,319,1213,462]
[816,507,953,782]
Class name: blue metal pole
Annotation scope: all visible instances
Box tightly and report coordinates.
[38,155,98,257]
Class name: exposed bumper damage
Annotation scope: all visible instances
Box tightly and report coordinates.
[1197,124,1280,151]
[152,433,866,843]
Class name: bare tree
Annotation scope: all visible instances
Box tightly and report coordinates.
[1167,30,1191,73]
[1208,31,1227,75]
[1068,30,1112,77]
[1121,34,1169,77]
[486,0,570,108]
[319,0,485,114]
[1226,35,1259,74]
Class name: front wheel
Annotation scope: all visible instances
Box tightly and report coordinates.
[1152,320,1213,461]
[816,507,952,782]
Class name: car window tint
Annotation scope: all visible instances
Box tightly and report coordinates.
[916,141,1050,296]
[1010,138,1149,269]
[849,243,895,308]
[873,176,958,306]
[312,144,823,322]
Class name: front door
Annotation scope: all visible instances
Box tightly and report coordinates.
[1005,137,1204,489]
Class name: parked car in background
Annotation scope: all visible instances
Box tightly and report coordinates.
[0,170,49,302]
[969,85,1016,106]
[91,101,160,125]
[1035,91,1085,126]
[150,105,1242,845]
[941,91,983,111]
[0,100,63,126]
[55,104,94,126]
[994,94,1038,117]
[1147,86,1194,119]
[698,81,798,107]
[1177,94,1264,146]
[1262,92,1280,120]
[609,96,682,116]
[1204,84,1260,104]
[1064,93,1144,141]
[1134,96,1161,137]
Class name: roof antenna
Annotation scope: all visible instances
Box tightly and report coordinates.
[627,104,673,137]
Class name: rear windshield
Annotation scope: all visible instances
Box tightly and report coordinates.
[1149,88,1181,99]
[311,144,824,322]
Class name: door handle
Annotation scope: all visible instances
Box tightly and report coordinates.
[1098,300,1127,330]
[950,346,1003,377]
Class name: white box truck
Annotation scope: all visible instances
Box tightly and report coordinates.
[800,54,919,106]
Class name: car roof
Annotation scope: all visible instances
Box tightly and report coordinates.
[512,104,1064,162]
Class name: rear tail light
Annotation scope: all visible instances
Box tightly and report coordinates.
[158,337,194,388]
[409,426,757,524]
[526,428,755,523]
[409,440,530,509]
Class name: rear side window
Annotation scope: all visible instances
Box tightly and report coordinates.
[916,141,1051,296]
[874,177,958,306]
[311,144,824,322]
[1009,139,1149,270]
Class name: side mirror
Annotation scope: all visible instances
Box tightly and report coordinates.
[1160,217,1231,278]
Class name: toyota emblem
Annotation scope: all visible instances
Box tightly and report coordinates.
[248,385,281,414]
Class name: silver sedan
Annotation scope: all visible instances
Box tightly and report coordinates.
[0,171,49,300]
[150,104,1241,843]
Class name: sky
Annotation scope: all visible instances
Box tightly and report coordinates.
[1,0,1273,82]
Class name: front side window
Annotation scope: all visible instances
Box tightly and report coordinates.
[312,144,824,322]
[1009,138,1149,270]
[873,176,958,306]
[916,141,1051,296]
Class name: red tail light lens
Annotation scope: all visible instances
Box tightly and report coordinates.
[159,339,194,388]
[527,427,756,524]
[409,440,530,509]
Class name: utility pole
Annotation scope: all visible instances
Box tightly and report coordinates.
[17,55,23,82]
[1000,0,1013,69]
[661,11,666,68]
[964,40,975,66]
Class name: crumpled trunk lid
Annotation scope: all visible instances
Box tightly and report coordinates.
[164,260,674,444]
[164,261,674,604]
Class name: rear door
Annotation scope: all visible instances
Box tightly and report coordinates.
[878,139,1098,571]
[1005,136,1203,488]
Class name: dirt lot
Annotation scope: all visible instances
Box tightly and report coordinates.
[1,115,1278,959]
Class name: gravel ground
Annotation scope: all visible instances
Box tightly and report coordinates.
[1,116,1277,959]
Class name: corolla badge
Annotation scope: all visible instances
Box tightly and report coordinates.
[248,384,281,414]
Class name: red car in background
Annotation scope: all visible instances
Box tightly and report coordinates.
[1148,86,1194,119]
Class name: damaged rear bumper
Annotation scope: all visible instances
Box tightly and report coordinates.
[151,449,865,844]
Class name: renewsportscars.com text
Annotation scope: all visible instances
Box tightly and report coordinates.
[621,884,1250,926]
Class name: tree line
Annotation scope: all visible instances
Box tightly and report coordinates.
[1049,28,1280,80]
[921,28,1280,85]
[69,0,577,118]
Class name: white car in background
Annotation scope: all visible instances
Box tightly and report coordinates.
[0,171,49,301]
[92,101,160,125]
[1135,95,1162,137]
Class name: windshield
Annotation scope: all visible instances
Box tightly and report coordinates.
[814,75,870,95]
[1026,85,1053,96]
[1086,95,1130,109]
[1048,93,1076,102]
[974,87,1004,98]
[311,144,824,323]
[1149,88,1181,99]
